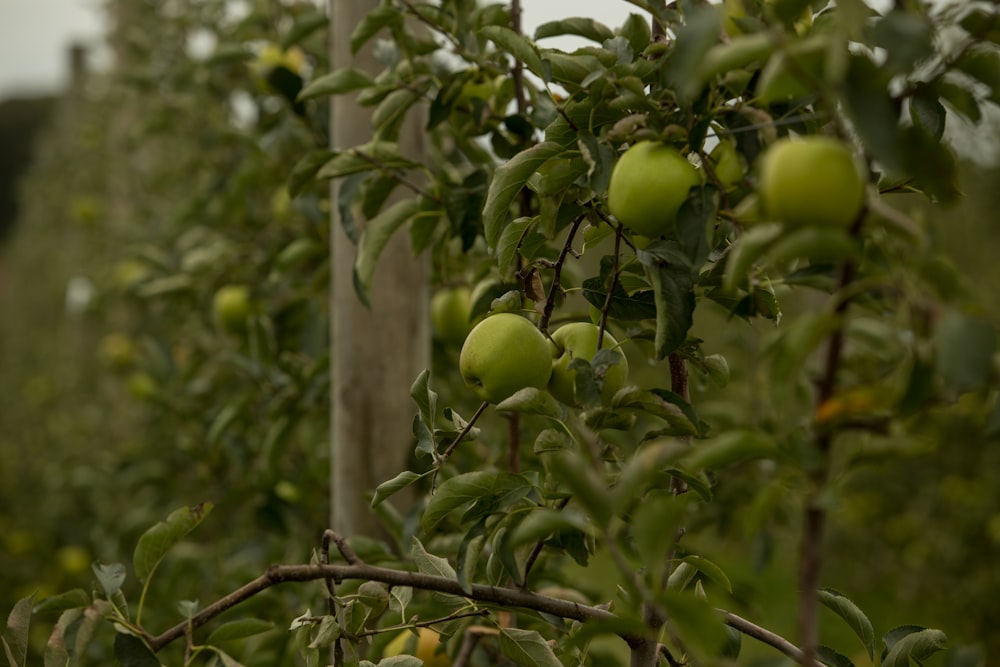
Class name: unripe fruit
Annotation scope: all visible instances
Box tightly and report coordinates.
[459,313,552,404]
[212,285,251,334]
[757,136,866,228]
[548,322,629,407]
[383,628,451,667]
[607,141,702,237]
[430,287,472,346]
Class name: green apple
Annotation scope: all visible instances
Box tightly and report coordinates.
[548,322,629,406]
[383,628,451,667]
[459,313,552,404]
[430,286,472,346]
[709,139,746,190]
[98,333,137,372]
[757,136,865,228]
[607,141,702,237]
[213,284,251,334]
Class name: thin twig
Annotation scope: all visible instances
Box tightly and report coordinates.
[596,223,623,350]
[520,496,572,587]
[440,401,489,462]
[538,216,585,332]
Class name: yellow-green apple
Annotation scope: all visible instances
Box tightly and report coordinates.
[607,141,702,237]
[548,322,629,406]
[459,313,552,404]
[430,286,472,346]
[757,136,865,228]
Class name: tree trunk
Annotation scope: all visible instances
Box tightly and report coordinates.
[329,0,430,538]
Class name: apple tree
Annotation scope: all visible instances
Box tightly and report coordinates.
[4,0,1000,666]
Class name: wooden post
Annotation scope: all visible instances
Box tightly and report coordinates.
[329,0,430,537]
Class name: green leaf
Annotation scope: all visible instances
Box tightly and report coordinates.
[580,278,656,321]
[611,439,690,512]
[281,11,328,50]
[480,26,544,77]
[43,608,77,667]
[870,9,934,75]
[214,648,248,667]
[619,13,652,55]
[113,633,159,667]
[909,89,946,141]
[882,627,947,667]
[547,451,612,528]
[661,590,728,657]
[534,18,615,44]
[353,198,421,307]
[683,430,776,472]
[378,656,423,667]
[2,595,33,667]
[936,80,981,124]
[840,54,903,173]
[935,310,997,392]
[506,508,589,549]
[288,149,334,197]
[92,562,127,597]
[497,216,536,276]
[819,588,876,660]
[953,46,1000,104]
[495,387,563,418]
[372,471,426,507]
[411,537,457,581]
[349,5,402,54]
[134,503,213,583]
[372,89,422,139]
[422,472,528,530]
[483,141,568,249]
[764,227,860,266]
[664,4,724,102]
[632,492,691,575]
[817,645,855,667]
[409,368,437,432]
[297,68,375,102]
[34,590,91,616]
[643,259,695,360]
[723,223,784,292]
[317,143,419,180]
[698,32,776,84]
[768,312,840,383]
[682,555,733,593]
[498,627,564,667]
[207,619,277,644]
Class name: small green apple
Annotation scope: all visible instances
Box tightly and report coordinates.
[213,284,251,334]
[459,313,552,404]
[383,628,451,667]
[757,136,866,228]
[709,139,746,190]
[98,333,137,372]
[607,141,702,237]
[548,322,629,406]
[430,286,472,346]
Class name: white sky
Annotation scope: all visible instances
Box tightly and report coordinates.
[0,0,635,99]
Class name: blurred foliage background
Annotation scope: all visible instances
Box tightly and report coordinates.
[1,0,999,664]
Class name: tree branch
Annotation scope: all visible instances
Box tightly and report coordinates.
[797,214,861,666]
